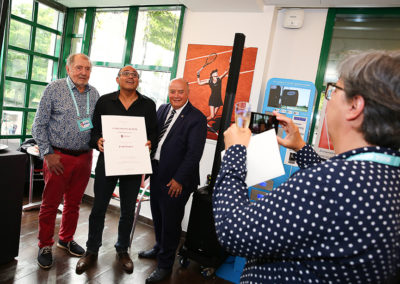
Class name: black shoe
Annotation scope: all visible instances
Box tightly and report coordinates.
[138,248,158,259]
[117,251,134,273]
[76,252,98,274]
[37,246,53,269]
[145,268,172,283]
[57,240,85,257]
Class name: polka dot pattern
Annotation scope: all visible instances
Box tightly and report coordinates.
[213,144,400,283]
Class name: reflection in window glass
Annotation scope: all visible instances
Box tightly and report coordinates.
[323,14,400,83]
[11,0,33,21]
[26,112,36,135]
[90,66,120,96]
[1,111,23,135]
[38,3,60,30]
[131,8,181,67]
[35,28,57,56]
[4,81,26,107]
[29,84,46,108]
[137,70,170,108]
[9,20,31,49]
[90,10,129,63]
[6,50,28,79]
[71,38,82,54]
[73,10,86,34]
[32,56,54,82]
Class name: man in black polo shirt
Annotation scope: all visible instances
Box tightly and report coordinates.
[76,66,157,274]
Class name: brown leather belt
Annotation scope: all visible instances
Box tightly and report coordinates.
[53,146,89,156]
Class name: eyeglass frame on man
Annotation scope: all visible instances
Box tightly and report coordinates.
[324,82,344,100]
[119,71,139,79]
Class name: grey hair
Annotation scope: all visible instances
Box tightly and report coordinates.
[66,53,92,68]
[338,50,400,149]
[170,78,190,92]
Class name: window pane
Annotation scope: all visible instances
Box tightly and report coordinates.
[1,110,23,135]
[9,20,31,49]
[6,50,29,79]
[4,80,26,107]
[73,10,86,34]
[71,38,82,54]
[323,14,400,83]
[90,66,119,96]
[31,56,55,82]
[137,70,170,108]
[29,84,46,108]
[131,8,181,67]
[11,0,33,21]
[0,139,21,149]
[37,3,61,30]
[26,112,35,135]
[35,28,57,56]
[90,10,129,63]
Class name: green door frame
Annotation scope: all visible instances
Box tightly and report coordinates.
[309,7,400,144]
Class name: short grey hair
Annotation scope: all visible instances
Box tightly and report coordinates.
[66,53,92,68]
[338,50,400,149]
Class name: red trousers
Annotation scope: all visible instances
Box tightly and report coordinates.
[38,150,92,248]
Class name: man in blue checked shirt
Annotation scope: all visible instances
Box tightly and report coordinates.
[32,53,99,270]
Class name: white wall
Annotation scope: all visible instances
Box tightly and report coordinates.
[84,6,328,232]
[261,8,328,108]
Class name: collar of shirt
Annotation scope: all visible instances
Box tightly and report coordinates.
[334,146,400,161]
[67,76,91,93]
[111,90,143,103]
[167,100,188,118]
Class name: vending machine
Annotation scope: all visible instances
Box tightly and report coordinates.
[248,78,317,201]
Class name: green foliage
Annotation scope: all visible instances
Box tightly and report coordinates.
[144,11,178,51]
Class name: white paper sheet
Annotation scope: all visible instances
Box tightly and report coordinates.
[222,129,285,187]
[102,115,152,176]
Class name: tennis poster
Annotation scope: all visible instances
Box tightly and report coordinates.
[183,44,258,140]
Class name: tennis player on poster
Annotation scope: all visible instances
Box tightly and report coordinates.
[196,53,229,121]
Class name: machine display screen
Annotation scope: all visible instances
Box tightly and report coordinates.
[267,85,311,113]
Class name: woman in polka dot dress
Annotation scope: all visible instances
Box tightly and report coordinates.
[213,50,400,284]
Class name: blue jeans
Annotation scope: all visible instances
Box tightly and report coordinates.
[86,158,141,253]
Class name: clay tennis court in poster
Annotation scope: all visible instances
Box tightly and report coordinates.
[183,44,258,140]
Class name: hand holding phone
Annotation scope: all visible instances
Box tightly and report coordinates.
[249,111,279,134]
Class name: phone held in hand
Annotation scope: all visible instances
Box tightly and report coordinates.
[249,111,279,134]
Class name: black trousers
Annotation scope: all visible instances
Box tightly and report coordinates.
[86,158,141,253]
[150,161,191,269]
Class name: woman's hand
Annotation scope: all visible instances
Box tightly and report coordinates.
[224,124,251,150]
[273,111,306,151]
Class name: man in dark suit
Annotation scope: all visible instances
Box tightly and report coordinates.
[139,78,207,283]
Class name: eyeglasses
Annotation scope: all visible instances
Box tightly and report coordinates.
[324,82,344,100]
[119,71,139,78]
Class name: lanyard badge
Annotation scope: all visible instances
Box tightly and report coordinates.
[67,78,93,132]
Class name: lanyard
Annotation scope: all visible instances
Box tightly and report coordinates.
[66,77,90,118]
[346,152,400,167]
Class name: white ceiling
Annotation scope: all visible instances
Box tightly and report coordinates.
[54,0,400,10]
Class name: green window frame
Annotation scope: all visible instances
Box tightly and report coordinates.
[0,2,185,148]
[60,5,185,88]
[309,7,400,145]
[0,0,65,146]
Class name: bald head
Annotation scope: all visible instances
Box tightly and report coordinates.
[169,78,189,110]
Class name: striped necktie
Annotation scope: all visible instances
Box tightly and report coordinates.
[158,109,176,142]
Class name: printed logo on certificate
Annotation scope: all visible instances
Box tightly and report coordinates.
[101,115,152,176]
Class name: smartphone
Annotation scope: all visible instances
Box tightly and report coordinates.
[249,111,279,134]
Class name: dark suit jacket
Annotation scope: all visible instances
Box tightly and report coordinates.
[153,101,207,192]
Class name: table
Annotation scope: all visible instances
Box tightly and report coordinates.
[0,148,27,264]
[22,146,42,211]
[22,146,63,212]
